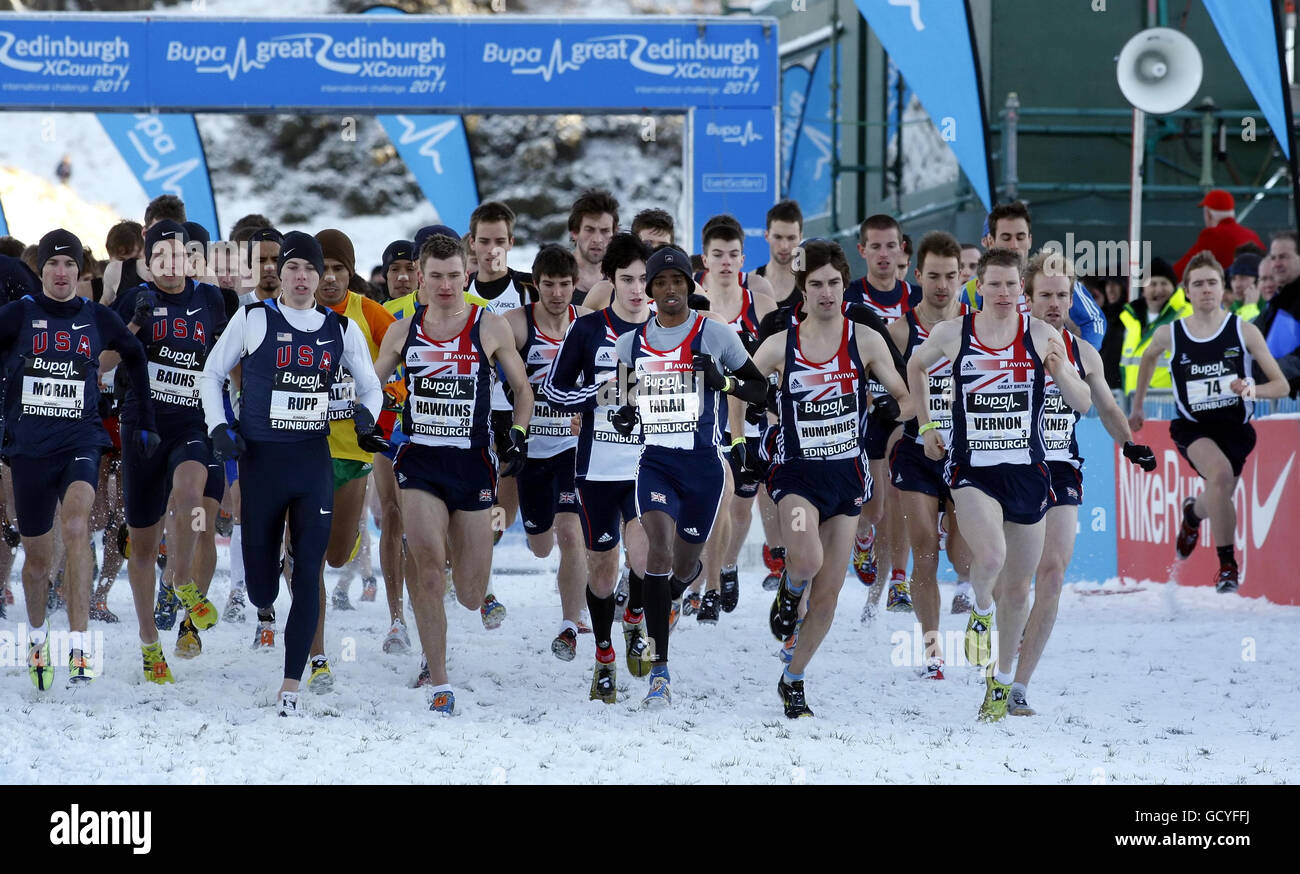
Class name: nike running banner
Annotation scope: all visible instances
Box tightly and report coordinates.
[780,58,813,195]
[365,6,480,231]
[687,107,777,267]
[853,0,994,210]
[786,48,833,221]
[0,15,777,111]
[1115,416,1300,605]
[1201,0,1291,160]
[96,113,220,239]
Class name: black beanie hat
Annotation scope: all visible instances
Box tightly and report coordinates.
[414,224,460,255]
[183,221,211,247]
[382,239,417,273]
[144,220,189,263]
[645,245,696,293]
[277,231,325,278]
[1149,257,1178,288]
[37,229,85,275]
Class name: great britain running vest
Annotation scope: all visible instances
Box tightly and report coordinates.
[771,318,869,463]
[629,314,720,452]
[522,303,578,459]
[401,304,493,449]
[1042,331,1086,467]
[902,310,959,446]
[947,313,1046,470]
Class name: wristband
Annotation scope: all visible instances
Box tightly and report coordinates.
[918,422,940,436]
[730,436,745,448]
[723,375,734,394]
[511,424,527,436]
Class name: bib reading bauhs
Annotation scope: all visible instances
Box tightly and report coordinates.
[238,300,346,442]
[400,304,493,450]
[947,313,1047,471]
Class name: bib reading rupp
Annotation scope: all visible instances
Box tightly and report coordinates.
[238,300,345,441]
[770,318,870,462]
[902,309,958,446]
[117,279,226,432]
[401,303,493,449]
[1170,313,1255,426]
[1042,330,1087,468]
[947,312,1047,470]
[522,302,578,459]
[628,314,716,451]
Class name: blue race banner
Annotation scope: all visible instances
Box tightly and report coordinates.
[365,6,480,234]
[0,197,7,236]
[787,49,832,221]
[689,107,777,267]
[853,0,994,210]
[1068,417,1119,583]
[1201,0,1291,159]
[0,15,777,112]
[96,113,220,238]
[780,57,813,196]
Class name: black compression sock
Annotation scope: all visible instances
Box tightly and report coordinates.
[585,584,616,651]
[1216,545,1235,566]
[628,571,644,614]
[669,560,703,600]
[644,572,671,662]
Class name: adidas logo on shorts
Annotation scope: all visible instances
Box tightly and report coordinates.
[894,473,902,483]
[597,533,613,543]
[396,473,407,483]
[683,527,699,536]
[650,491,667,504]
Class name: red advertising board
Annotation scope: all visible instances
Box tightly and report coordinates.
[1116,415,1300,605]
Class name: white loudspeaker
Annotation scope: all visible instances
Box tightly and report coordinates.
[1117,27,1204,115]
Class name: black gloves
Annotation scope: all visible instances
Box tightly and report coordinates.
[611,404,640,437]
[867,394,901,428]
[1123,440,1157,472]
[693,354,730,392]
[353,406,391,454]
[131,290,154,328]
[727,438,763,487]
[501,425,528,477]
[209,423,246,462]
[133,428,161,459]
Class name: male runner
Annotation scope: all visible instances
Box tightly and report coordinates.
[1130,252,1289,593]
[201,232,385,716]
[1016,250,1156,714]
[959,242,982,285]
[886,231,970,679]
[544,232,654,701]
[754,240,913,717]
[907,248,1092,721]
[568,190,619,305]
[0,229,158,688]
[612,246,769,707]
[370,233,533,715]
[631,209,675,247]
[503,245,589,659]
[756,200,803,308]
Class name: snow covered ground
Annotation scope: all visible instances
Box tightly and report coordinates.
[0,522,1294,785]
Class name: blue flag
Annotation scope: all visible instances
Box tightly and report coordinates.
[1201,0,1291,159]
[854,0,994,209]
[787,49,834,221]
[781,59,814,195]
[0,197,8,236]
[96,113,221,238]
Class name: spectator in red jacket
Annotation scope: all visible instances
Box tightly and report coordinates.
[1172,189,1264,280]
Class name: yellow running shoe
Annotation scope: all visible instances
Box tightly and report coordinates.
[622,614,653,677]
[143,642,175,684]
[978,673,1010,722]
[175,616,202,659]
[308,655,334,693]
[68,650,95,686]
[589,659,617,704]
[29,634,54,690]
[176,582,219,630]
[964,605,993,667]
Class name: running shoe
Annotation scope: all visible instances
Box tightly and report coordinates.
[851,532,877,586]
[669,597,681,632]
[175,616,202,659]
[642,671,671,709]
[176,582,218,630]
[225,582,247,623]
[142,642,174,684]
[277,691,300,717]
[950,587,973,615]
[253,611,276,650]
[978,674,1010,722]
[552,627,578,662]
[413,657,432,689]
[382,618,411,653]
[90,585,119,623]
[308,655,334,693]
[154,581,182,631]
[1008,686,1035,716]
[778,621,801,664]
[480,594,507,629]
[778,676,813,719]
[29,635,54,690]
[215,510,233,537]
[1215,562,1240,594]
[614,567,630,608]
[589,658,617,704]
[761,543,786,591]
[1175,497,1200,560]
[697,589,721,625]
[886,578,913,613]
[47,579,65,612]
[331,584,354,611]
[719,566,739,613]
[921,660,945,681]
[67,650,95,686]
[964,606,994,667]
[360,576,378,602]
[682,590,701,617]
[769,571,801,641]
[430,689,455,715]
[623,614,653,677]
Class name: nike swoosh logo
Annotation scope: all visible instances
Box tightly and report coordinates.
[72,323,89,330]
[54,245,69,252]
[187,440,202,446]
[319,508,332,515]
[187,308,202,316]
[316,339,334,345]
[1251,452,1295,549]
[74,457,91,462]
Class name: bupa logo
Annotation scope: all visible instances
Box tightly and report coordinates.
[706,120,763,147]
[168,33,446,82]
[482,33,760,83]
[124,115,200,197]
[0,31,130,79]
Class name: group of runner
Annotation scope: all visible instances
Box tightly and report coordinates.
[2,190,1288,721]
